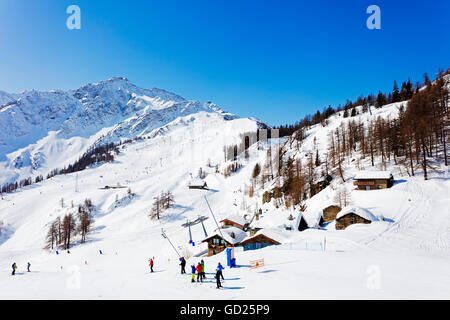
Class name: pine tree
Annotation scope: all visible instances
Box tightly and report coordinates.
[392,80,400,102]
[315,150,321,167]
[405,77,413,99]
[375,91,387,108]
[343,108,349,118]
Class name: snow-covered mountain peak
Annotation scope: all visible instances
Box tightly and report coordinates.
[0,78,261,185]
[73,77,186,105]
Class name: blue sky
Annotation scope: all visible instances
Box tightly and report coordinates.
[0,0,448,125]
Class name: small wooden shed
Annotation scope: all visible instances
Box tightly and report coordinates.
[353,171,394,190]
[188,182,208,190]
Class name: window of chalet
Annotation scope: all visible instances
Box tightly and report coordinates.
[212,238,225,246]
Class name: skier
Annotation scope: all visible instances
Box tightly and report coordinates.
[215,268,222,289]
[200,259,206,280]
[190,264,196,283]
[196,263,203,282]
[217,262,225,280]
[11,262,17,276]
[27,262,31,272]
[149,257,154,273]
[180,257,186,274]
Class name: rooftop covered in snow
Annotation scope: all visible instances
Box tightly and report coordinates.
[239,228,287,245]
[336,206,383,222]
[202,226,248,245]
[354,171,393,180]
[220,215,249,229]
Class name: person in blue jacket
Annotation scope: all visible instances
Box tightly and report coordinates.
[217,262,225,280]
[215,269,222,289]
[190,264,196,283]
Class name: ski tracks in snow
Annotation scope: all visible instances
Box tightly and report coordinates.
[366,179,450,254]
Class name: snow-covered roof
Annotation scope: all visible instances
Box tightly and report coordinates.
[202,226,248,245]
[303,210,324,228]
[295,212,306,230]
[188,177,206,186]
[240,228,287,245]
[354,171,393,180]
[336,206,383,222]
[294,210,324,230]
[250,219,268,229]
[220,215,249,228]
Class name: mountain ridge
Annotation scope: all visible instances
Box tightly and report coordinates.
[0,78,263,185]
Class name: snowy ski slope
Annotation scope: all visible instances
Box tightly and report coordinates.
[0,84,449,299]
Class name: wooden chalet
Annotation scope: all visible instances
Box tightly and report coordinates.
[335,206,383,230]
[201,227,247,256]
[188,182,208,190]
[238,230,282,251]
[353,171,394,190]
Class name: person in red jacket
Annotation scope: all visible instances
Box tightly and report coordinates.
[196,262,203,282]
[149,257,154,273]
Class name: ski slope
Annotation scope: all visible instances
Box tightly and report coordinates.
[0,87,449,299]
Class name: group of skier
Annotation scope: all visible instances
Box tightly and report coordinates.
[191,259,225,289]
[11,254,225,289]
[150,256,226,289]
[193,260,206,282]
[11,262,31,275]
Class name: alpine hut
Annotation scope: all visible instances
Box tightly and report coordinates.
[353,171,394,190]
[201,226,247,256]
[335,206,383,230]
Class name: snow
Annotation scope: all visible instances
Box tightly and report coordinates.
[0,78,258,185]
[0,79,449,299]
[354,171,393,180]
[220,215,249,228]
[336,206,383,222]
[0,90,18,108]
[241,228,288,244]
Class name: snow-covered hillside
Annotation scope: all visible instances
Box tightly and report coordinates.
[0,80,449,300]
[0,77,259,186]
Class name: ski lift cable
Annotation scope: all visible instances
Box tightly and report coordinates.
[188,221,192,243]
[161,228,181,258]
[204,195,224,239]
[199,215,208,238]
